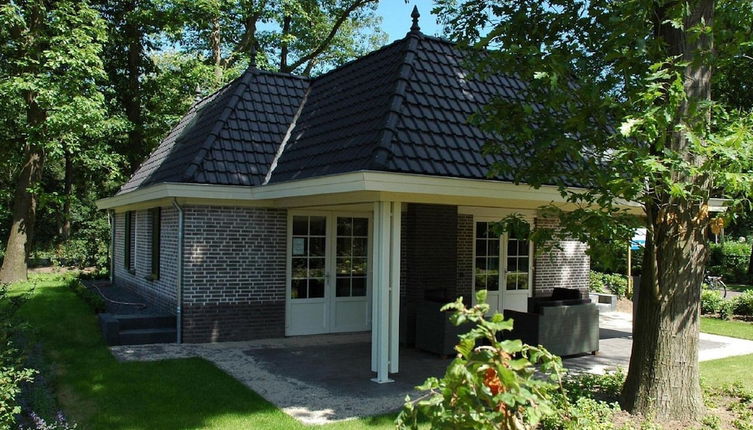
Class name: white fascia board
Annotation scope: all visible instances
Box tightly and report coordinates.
[97,171,620,210]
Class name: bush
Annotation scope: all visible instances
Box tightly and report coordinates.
[65,279,105,314]
[732,290,753,316]
[396,290,564,429]
[719,300,735,320]
[0,284,37,429]
[589,271,628,298]
[701,289,724,315]
[708,241,751,284]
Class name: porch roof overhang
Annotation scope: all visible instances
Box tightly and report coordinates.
[96,170,645,213]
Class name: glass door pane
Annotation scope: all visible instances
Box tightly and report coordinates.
[291,215,326,299]
[335,217,368,297]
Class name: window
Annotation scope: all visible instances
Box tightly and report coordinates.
[124,211,134,271]
[505,230,530,291]
[291,215,326,299]
[149,208,161,280]
[475,221,500,291]
[335,217,368,297]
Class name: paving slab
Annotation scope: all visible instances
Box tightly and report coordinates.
[111,311,753,425]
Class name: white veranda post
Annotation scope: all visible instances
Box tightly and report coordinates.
[371,201,401,383]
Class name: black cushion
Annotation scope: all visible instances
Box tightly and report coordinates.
[551,287,582,300]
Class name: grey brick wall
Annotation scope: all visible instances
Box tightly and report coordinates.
[113,207,178,313]
[533,217,590,297]
[181,206,287,342]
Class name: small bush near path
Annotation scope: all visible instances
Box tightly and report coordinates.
[708,242,752,285]
[589,271,629,298]
[701,290,753,320]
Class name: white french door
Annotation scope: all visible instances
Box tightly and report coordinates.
[286,213,371,336]
[474,220,533,314]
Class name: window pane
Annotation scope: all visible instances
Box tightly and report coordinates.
[487,275,499,291]
[474,273,487,289]
[518,257,529,272]
[337,257,350,275]
[352,258,367,276]
[487,256,499,272]
[506,273,518,291]
[476,257,487,271]
[518,240,529,256]
[291,279,307,299]
[476,222,488,238]
[488,239,499,257]
[309,279,325,298]
[292,237,307,256]
[351,277,366,296]
[310,237,325,256]
[293,217,308,235]
[292,258,307,278]
[336,237,352,256]
[310,216,326,236]
[476,239,487,257]
[507,239,518,256]
[353,238,368,257]
[309,258,325,278]
[336,278,350,297]
[353,218,368,236]
[337,217,352,236]
[507,257,518,273]
[517,273,529,290]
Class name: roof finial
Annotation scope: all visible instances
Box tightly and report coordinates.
[410,6,421,33]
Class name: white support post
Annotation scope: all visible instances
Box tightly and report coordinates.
[372,201,392,383]
[389,201,401,374]
[370,202,380,373]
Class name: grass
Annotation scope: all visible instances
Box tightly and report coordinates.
[699,316,753,390]
[700,316,753,341]
[11,275,403,430]
[727,283,753,292]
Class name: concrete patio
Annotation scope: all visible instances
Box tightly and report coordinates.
[111,311,753,425]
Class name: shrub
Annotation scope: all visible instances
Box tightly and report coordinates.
[396,290,564,430]
[589,271,628,298]
[65,279,105,314]
[0,284,37,429]
[701,289,724,315]
[542,397,620,430]
[732,290,753,316]
[719,300,735,320]
[707,241,751,284]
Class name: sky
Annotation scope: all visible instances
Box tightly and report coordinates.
[375,0,443,42]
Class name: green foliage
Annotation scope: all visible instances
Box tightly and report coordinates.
[65,278,105,314]
[732,290,753,316]
[0,284,36,429]
[589,272,628,298]
[708,241,752,284]
[396,290,564,430]
[701,289,725,315]
[719,300,735,320]
[542,397,621,430]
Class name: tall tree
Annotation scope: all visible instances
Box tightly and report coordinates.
[0,0,110,282]
[436,0,753,422]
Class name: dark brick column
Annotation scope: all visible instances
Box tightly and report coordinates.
[402,203,458,345]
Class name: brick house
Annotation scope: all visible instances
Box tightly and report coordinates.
[97,16,593,382]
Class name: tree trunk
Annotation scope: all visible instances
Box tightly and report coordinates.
[280,15,290,71]
[0,96,45,283]
[621,0,713,422]
[211,15,222,84]
[60,149,72,241]
[123,0,144,173]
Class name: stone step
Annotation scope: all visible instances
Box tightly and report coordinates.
[119,328,177,345]
[115,314,176,331]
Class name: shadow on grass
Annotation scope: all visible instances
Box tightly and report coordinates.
[14,276,401,430]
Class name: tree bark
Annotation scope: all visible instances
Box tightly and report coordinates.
[211,15,223,84]
[123,0,144,173]
[621,0,713,422]
[60,148,72,241]
[0,98,45,283]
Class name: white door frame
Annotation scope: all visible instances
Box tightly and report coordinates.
[469,212,534,313]
[285,210,372,336]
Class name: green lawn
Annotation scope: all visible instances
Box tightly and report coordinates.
[700,316,753,341]
[699,316,753,390]
[12,275,401,430]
